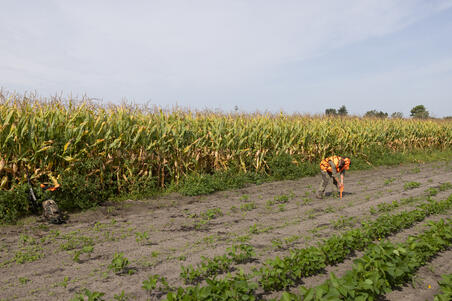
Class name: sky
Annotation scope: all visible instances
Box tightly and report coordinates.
[1,0,452,117]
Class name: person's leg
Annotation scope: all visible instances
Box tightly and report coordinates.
[317,171,329,198]
[331,173,340,195]
[332,175,338,188]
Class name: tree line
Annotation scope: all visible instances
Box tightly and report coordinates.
[325,105,439,119]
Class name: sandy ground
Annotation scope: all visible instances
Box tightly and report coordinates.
[1,160,452,300]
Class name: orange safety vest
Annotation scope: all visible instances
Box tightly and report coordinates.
[320,156,344,173]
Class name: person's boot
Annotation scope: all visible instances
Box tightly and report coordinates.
[316,191,324,199]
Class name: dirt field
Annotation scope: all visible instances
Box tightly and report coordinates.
[1,160,452,300]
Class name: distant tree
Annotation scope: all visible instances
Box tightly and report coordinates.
[443,116,452,120]
[391,112,403,119]
[338,105,348,116]
[325,108,337,116]
[365,110,388,118]
[410,105,429,119]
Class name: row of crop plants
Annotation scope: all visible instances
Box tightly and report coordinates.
[68,193,444,300]
[279,219,452,300]
[434,273,452,301]
[65,194,452,300]
[154,194,452,299]
[172,190,448,283]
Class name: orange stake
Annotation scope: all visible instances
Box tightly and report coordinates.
[340,184,344,199]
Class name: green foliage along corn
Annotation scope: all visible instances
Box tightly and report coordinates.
[1,92,452,196]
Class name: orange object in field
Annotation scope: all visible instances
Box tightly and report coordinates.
[340,184,344,199]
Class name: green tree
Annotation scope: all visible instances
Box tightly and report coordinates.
[410,105,429,119]
[364,110,388,118]
[391,112,403,119]
[325,108,337,116]
[338,105,348,116]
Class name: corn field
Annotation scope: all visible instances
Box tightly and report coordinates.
[1,93,452,193]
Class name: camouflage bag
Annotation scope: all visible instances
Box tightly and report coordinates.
[42,199,65,224]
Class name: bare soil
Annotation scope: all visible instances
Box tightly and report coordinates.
[1,160,452,300]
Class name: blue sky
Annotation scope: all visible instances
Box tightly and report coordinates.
[1,0,451,117]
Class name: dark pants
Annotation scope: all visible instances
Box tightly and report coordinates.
[317,171,338,196]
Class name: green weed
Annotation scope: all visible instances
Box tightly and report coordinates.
[71,288,105,301]
[240,202,256,212]
[19,277,30,284]
[384,177,396,185]
[274,194,289,203]
[404,181,421,190]
[135,231,151,245]
[108,252,134,275]
[439,182,452,191]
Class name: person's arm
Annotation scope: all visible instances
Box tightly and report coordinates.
[329,161,339,181]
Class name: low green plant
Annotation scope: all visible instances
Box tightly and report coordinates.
[227,244,255,264]
[60,232,94,251]
[384,177,396,185]
[192,208,224,230]
[274,194,289,203]
[142,274,170,296]
[266,199,275,207]
[302,197,312,205]
[404,181,421,190]
[434,273,452,301]
[305,209,315,219]
[71,288,105,301]
[180,254,232,284]
[410,167,421,173]
[19,277,30,284]
[14,245,44,264]
[240,202,256,212]
[332,216,356,229]
[271,238,284,250]
[113,291,128,301]
[229,205,238,213]
[58,276,70,288]
[165,271,258,300]
[425,187,439,196]
[234,235,251,243]
[135,231,150,245]
[93,221,108,232]
[376,200,399,212]
[201,208,223,220]
[369,206,377,215]
[324,205,335,213]
[72,246,94,263]
[108,252,134,275]
[240,194,249,201]
[247,223,272,235]
[286,219,452,300]
[439,182,452,191]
